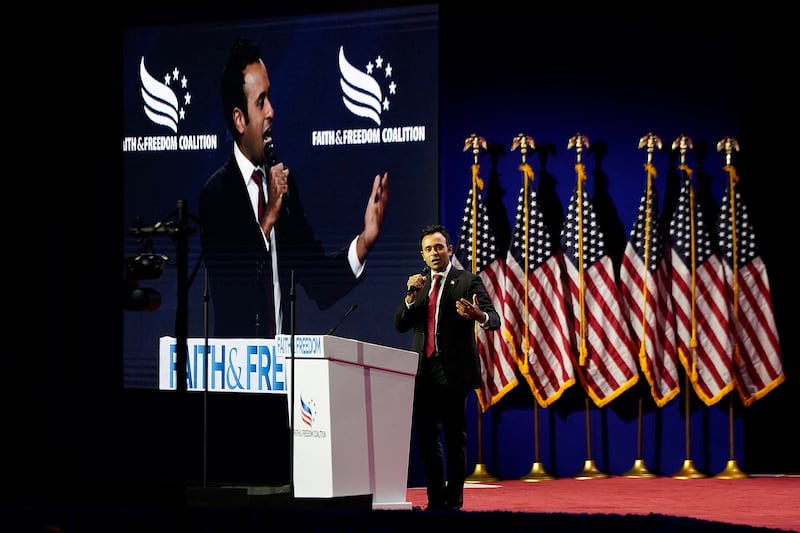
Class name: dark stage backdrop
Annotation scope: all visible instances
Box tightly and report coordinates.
[121,5,439,388]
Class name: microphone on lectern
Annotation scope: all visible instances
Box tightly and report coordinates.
[325,304,358,336]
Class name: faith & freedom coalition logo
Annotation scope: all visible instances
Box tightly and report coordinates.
[121,56,218,153]
[295,395,327,439]
[311,45,428,147]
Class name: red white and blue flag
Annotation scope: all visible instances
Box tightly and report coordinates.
[560,170,639,407]
[619,170,680,407]
[715,168,784,405]
[503,172,575,407]
[453,185,518,411]
[668,165,734,406]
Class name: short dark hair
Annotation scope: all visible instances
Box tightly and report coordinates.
[221,37,261,137]
[420,224,451,248]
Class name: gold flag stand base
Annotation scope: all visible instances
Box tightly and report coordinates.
[519,462,555,482]
[714,460,748,479]
[465,463,499,483]
[622,458,657,478]
[671,459,706,479]
[574,459,608,480]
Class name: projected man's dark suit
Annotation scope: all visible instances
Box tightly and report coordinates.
[200,155,361,339]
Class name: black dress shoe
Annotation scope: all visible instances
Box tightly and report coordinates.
[424,503,448,511]
[426,503,461,511]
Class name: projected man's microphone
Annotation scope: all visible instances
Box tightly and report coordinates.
[264,138,288,216]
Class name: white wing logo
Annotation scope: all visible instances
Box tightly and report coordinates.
[139,57,192,133]
[339,46,396,126]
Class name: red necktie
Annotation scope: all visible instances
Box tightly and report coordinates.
[252,168,275,337]
[425,274,441,357]
[252,168,266,221]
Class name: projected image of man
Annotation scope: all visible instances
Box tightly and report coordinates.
[199,37,389,339]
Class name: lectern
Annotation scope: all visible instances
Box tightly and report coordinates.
[276,334,418,510]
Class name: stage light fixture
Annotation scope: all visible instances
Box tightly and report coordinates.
[124,284,162,312]
[123,253,165,311]
[126,252,165,281]
[124,221,171,312]
[123,205,195,312]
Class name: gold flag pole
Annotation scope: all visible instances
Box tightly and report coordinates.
[670,134,705,479]
[623,132,662,479]
[511,133,555,482]
[462,133,498,483]
[714,136,748,480]
[568,133,608,480]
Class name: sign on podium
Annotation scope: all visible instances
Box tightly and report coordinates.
[276,334,418,510]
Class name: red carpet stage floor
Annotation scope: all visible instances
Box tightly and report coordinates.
[406,475,800,531]
[10,474,799,532]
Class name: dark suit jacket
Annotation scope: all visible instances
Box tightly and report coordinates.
[394,266,500,391]
[199,155,362,338]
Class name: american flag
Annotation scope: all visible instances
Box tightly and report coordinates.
[453,186,518,411]
[504,178,575,407]
[715,173,784,406]
[560,175,639,407]
[619,174,680,407]
[668,166,734,406]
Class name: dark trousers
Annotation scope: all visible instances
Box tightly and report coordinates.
[413,376,468,508]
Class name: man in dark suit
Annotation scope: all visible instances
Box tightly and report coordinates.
[394,224,500,511]
[197,37,388,486]
[200,37,389,339]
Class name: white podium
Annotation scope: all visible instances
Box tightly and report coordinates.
[276,334,418,510]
